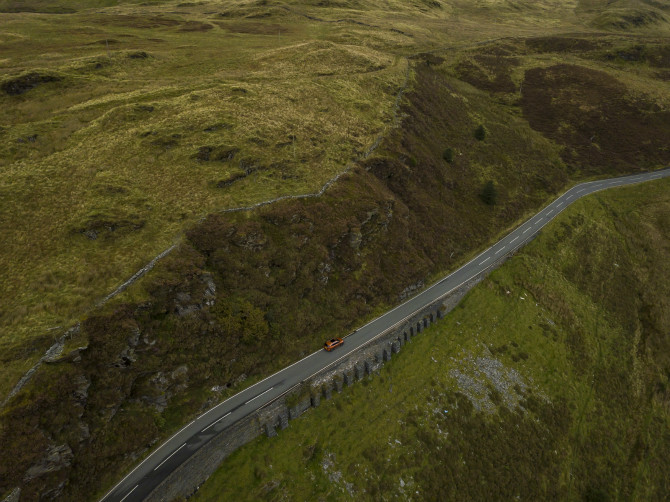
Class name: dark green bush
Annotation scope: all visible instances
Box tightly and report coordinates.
[480,180,497,205]
[443,147,454,163]
[474,124,487,141]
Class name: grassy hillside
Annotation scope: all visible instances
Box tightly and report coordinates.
[2,0,669,402]
[194,177,670,502]
[1,0,670,499]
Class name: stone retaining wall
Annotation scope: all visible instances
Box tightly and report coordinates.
[146,253,512,501]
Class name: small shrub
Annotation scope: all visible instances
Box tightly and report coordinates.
[474,124,487,141]
[480,180,497,205]
[442,148,454,163]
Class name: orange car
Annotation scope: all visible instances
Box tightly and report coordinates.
[324,337,344,352]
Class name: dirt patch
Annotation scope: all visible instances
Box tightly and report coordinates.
[1,72,62,96]
[521,64,670,174]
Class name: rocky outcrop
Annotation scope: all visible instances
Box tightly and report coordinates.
[173,273,216,316]
[24,444,73,482]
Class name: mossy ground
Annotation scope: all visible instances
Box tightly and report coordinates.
[194,177,670,502]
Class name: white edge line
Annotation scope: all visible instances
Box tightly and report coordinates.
[154,443,187,472]
[201,412,231,433]
[245,387,274,405]
[119,485,138,502]
[99,167,670,502]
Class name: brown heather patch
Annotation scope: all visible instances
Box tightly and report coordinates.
[454,54,519,94]
[521,63,670,174]
[525,35,609,53]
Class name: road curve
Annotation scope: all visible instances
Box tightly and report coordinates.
[100,168,670,502]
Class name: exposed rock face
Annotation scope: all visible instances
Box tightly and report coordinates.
[2,487,20,502]
[399,280,424,301]
[173,273,216,316]
[24,444,73,482]
[141,366,189,413]
[72,375,90,405]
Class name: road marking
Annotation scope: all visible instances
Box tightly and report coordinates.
[245,387,274,405]
[201,412,231,433]
[534,219,542,225]
[495,247,505,255]
[547,210,554,215]
[479,257,491,265]
[576,189,585,194]
[567,195,573,200]
[154,443,186,471]
[510,236,519,244]
[523,228,531,234]
[119,486,138,502]
[557,202,563,208]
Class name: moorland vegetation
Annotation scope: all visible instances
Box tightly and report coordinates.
[1,0,670,499]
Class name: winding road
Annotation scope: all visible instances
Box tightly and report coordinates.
[101,168,670,502]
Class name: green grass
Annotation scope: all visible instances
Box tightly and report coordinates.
[194,177,670,501]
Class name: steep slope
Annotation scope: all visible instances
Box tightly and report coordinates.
[194,177,670,502]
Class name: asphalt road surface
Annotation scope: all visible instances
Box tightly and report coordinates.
[101,168,670,502]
